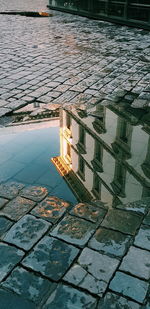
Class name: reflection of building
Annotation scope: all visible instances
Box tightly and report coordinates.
[48,0,150,30]
[52,104,150,207]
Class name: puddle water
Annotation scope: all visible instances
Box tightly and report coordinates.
[0,102,150,207]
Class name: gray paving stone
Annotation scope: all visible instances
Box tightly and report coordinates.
[22,236,79,281]
[31,196,71,223]
[0,217,13,237]
[0,196,36,221]
[50,214,96,247]
[77,247,119,286]
[70,202,107,224]
[20,185,48,202]
[43,284,97,309]
[0,242,24,281]
[101,209,142,235]
[116,198,150,215]
[4,214,50,250]
[0,288,36,309]
[0,182,24,199]
[0,107,11,117]
[120,246,150,280]
[109,271,149,304]
[2,266,56,305]
[0,197,8,209]
[88,227,132,257]
[134,225,150,251]
[143,210,150,226]
[63,263,107,296]
[97,292,141,309]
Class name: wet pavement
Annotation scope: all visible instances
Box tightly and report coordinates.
[0,0,150,308]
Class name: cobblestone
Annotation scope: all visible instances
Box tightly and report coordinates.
[0,182,149,307]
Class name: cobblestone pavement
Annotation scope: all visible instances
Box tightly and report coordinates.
[0,182,149,308]
[0,0,150,119]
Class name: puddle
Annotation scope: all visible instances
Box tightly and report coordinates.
[0,102,150,207]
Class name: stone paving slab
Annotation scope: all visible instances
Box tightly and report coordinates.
[50,214,96,247]
[70,202,107,224]
[0,197,8,209]
[0,242,24,281]
[101,209,142,235]
[0,288,36,309]
[22,236,79,281]
[109,271,149,304]
[20,185,48,202]
[116,198,150,215]
[2,266,56,305]
[97,292,141,309]
[119,246,150,280]
[0,196,36,221]
[31,196,71,223]
[88,227,132,257]
[43,284,97,309]
[134,225,150,251]
[0,217,13,237]
[143,210,150,226]
[4,214,51,250]
[0,182,25,199]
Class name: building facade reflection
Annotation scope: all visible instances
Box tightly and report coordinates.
[52,104,150,207]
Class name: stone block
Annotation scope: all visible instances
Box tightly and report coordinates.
[22,236,79,281]
[116,198,150,215]
[2,266,56,305]
[120,246,150,280]
[0,242,24,281]
[50,215,96,247]
[143,210,150,226]
[43,284,97,309]
[88,227,132,257]
[70,203,107,224]
[97,292,141,309]
[0,217,13,237]
[134,225,150,251]
[4,214,50,250]
[0,288,36,309]
[101,209,142,235]
[109,271,149,304]
[31,196,70,223]
[20,185,48,202]
[0,182,24,199]
[64,264,107,296]
[0,197,8,209]
[0,196,35,221]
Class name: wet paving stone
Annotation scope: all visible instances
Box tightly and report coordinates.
[21,236,79,281]
[109,271,149,304]
[0,196,36,221]
[2,266,56,305]
[0,288,36,309]
[65,247,119,295]
[143,210,150,226]
[20,185,48,202]
[116,198,150,215]
[50,214,96,247]
[88,227,132,257]
[4,214,50,250]
[119,246,150,280]
[31,196,71,224]
[0,197,8,209]
[134,225,150,251]
[101,209,142,235]
[0,242,24,281]
[70,202,107,224]
[0,217,13,237]
[43,283,97,309]
[0,182,24,200]
[63,263,107,296]
[97,292,141,309]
